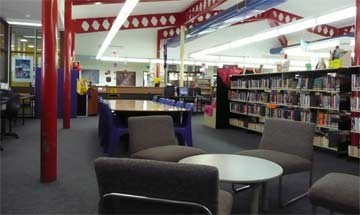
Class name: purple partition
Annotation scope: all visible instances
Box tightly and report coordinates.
[35,68,78,118]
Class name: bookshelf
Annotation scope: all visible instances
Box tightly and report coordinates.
[349,73,360,158]
[217,67,360,157]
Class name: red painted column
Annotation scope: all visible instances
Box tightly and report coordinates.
[355,0,360,65]
[63,0,72,129]
[41,0,58,182]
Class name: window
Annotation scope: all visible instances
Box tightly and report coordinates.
[0,18,8,82]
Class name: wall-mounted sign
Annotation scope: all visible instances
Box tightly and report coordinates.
[12,56,33,83]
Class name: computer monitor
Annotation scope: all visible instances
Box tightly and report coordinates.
[179,87,188,96]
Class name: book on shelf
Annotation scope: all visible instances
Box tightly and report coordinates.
[300,93,310,107]
[247,104,265,116]
[283,78,298,89]
[352,74,360,91]
[351,94,360,111]
[352,116,360,132]
[268,108,301,121]
[317,112,340,129]
[228,91,247,101]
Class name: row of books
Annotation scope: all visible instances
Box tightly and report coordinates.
[230,80,247,88]
[229,102,265,116]
[267,108,300,121]
[317,112,340,129]
[230,91,341,110]
[299,94,340,109]
[266,108,312,123]
[270,92,298,105]
[229,118,264,133]
[352,74,360,90]
[352,117,360,132]
[351,96,360,111]
[231,76,340,91]
[228,91,247,101]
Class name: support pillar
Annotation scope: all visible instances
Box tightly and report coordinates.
[355,0,360,65]
[179,25,185,87]
[63,0,72,129]
[71,30,75,61]
[41,0,58,182]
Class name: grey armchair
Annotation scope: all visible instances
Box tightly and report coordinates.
[237,118,315,207]
[94,157,233,215]
[128,115,206,162]
[308,173,360,214]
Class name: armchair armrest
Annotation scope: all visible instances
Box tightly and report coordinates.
[99,192,212,215]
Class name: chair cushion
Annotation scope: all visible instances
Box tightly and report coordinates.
[237,149,311,175]
[308,173,360,214]
[131,145,206,162]
[217,190,233,215]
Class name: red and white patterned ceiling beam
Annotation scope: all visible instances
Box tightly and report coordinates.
[183,0,227,24]
[157,10,221,40]
[73,0,182,5]
[73,12,184,33]
[337,25,356,36]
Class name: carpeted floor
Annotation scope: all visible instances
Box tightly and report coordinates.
[1,114,359,214]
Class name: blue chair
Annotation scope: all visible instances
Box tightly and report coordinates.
[152,96,158,102]
[174,103,193,147]
[158,98,166,104]
[98,100,106,138]
[102,104,128,156]
[175,101,184,108]
[166,99,176,106]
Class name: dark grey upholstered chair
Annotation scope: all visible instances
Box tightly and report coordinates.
[128,115,206,162]
[94,157,233,215]
[308,173,360,214]
[237,118,316,207]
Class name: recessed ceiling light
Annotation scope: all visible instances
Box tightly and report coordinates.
[94,2,102,5]
[28,45,34,48]
[20,39,28,42]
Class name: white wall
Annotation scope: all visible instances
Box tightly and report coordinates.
[76,55,150,86]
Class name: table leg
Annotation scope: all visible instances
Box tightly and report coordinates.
[250,183,262,215]
[261,182,269,212]
[22,99,25,125]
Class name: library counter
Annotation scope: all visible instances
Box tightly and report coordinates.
[95,86,163,100]
[105,100,187,112]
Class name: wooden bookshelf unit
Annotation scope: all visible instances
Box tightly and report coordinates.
[217,67,360,157]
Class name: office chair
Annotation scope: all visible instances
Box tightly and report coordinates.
[2,93,21,139]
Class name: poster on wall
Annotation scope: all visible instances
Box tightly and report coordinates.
[81,69,99,84]
[116,71,136,86]
[12,57,33,83]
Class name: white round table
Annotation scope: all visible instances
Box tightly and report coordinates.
[179,154,283,214]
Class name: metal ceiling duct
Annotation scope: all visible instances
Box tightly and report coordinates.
[167,0,287,47]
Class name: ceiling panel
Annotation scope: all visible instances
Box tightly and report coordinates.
[72,0,194,19]
[275,0,354,17]
[76,28,159,58]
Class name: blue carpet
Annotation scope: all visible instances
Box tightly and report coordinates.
[1,114,359,214]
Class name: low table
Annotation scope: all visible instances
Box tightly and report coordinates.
[179,154,283,214]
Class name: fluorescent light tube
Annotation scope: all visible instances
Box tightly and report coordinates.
[278,18,316,35]
[190,6,355,57]
[7,21,42,27]
[316,6,356,25]
[307,40,340,51]
[96,0,139,59]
